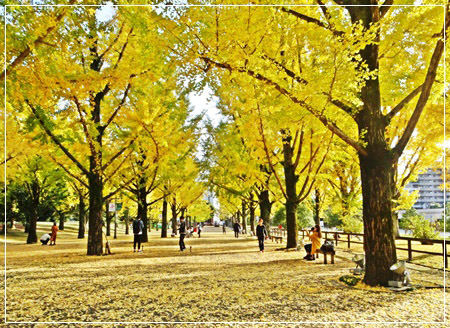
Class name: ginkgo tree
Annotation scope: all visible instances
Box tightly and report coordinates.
[161,0,448,285]
[7,5,174,255]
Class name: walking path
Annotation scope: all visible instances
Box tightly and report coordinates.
[1,223,448,325]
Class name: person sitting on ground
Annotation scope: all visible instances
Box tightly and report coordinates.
[49,221,58,246]
[304,224,321,260]
[187,226,194,238]
[40,233,51,245]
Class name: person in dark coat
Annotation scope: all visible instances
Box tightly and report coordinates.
[132,217,144,252]
[178,216,187,251]
[256,218,268,253]
[233,221,241,238]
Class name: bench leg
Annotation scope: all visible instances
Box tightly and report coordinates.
[331,254,335,264]
[324,253,327,264]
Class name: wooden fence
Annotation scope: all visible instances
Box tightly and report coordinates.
[299,229,450,268]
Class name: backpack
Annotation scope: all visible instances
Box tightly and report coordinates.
[320,240,335,252]
[133,220,141,234]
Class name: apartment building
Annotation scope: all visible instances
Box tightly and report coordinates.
[404,168,448,219]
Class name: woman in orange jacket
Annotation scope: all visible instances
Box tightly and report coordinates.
[304,224,321,260]
[50,221,58,246]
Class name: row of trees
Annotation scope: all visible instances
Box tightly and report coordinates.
[168,1,447,286]
[3,1,448,286]
[3,4,213,251]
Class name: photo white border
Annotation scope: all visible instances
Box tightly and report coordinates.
[3,2,447,325]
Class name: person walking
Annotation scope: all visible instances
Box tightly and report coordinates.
[132,216,144,253]
[49,221,58,246]
[222,224,226,234]
[197,223,202,238]
[233,221,241,238]
[256,218,268,253]
[178,216,187,251]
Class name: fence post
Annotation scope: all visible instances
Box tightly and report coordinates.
[335,232,338,246]
[348,234,351,249]
[443,241,448,269]
[407,239,412,262]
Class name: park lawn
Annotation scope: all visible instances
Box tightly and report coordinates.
[0,223,448,328]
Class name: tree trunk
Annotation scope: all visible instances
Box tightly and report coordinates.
[249,193,255,235]
[78,193,85,239]
[26,182,39,244]
[161,198,168,238]
[114,215,117,239]
[241,200,247,233]
[282,133,299,249]
[346,5,398,286]
[87,170,103,256]
[258,190,272,236]
[105,201,112,236]
[171,201,178,235]
[26,206,38,244]
[58,212,65,230]
[285,199,299,249]
[124,208,129,235]
[137,179,148,242]
[392,211,400,237]
[313,189,320,225]
[360,153,397,286]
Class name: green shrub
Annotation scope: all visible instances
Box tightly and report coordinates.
[410,215,439,239]
[271,203,314,230]
[339,215,363,233]
[323,208,342,228]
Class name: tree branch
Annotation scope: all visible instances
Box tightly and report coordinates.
[73,96,97,156]
[26,100,89,176]
[103,174,136,202]
[293,129,304,170]
[393,6,449,160]
[280,7,344,37]
[380,0,394,19]
[1,0,76,81]
[49,155,89,189]
[201,56,368,156]
[101,137,137,172]
[102,83,132,131]
[385,83,424,123]
[256,103,288,200]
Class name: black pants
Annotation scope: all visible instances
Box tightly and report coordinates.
[134,234,141,250]
[198,231,201,238]
[234,230,239,238]
[179,233,186,250]
[258,237,264,251]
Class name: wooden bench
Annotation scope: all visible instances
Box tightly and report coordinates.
[271,235,283,243]
[315,249,335,264]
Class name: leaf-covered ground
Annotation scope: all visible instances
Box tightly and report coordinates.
[0,223,448,328]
